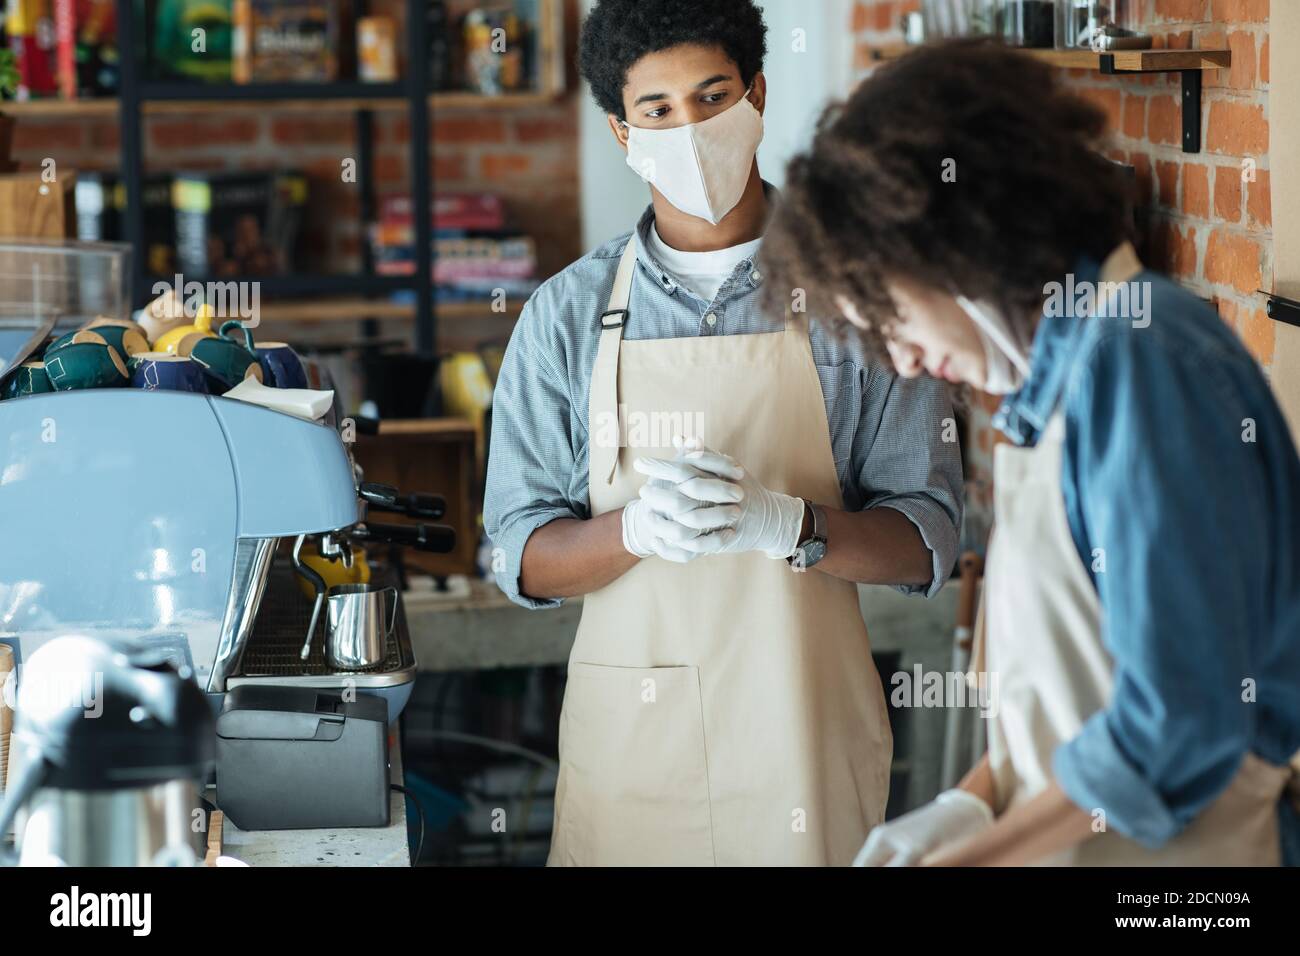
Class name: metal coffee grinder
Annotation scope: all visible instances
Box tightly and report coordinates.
[0,636,215,866]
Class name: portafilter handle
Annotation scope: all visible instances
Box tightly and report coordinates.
[349,521,457,554]
[358,482,447,520]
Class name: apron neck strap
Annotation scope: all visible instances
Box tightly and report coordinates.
[591,239,638,486]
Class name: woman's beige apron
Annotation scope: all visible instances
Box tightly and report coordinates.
[547,238,892,866]
[983,243,1294,865]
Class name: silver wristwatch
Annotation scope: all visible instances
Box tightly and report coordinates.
[789,499,828,570]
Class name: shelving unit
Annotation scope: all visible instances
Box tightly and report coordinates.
[8,0,566,356]
[865,44,1231,153]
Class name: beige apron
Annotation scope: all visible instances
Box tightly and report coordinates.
[547,239,892,866]
[984,244,1293,865]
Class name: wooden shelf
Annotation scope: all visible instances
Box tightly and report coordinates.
[429,91,563,111]
[436,301,525,320]
[865,44,1231,73]
[256,298,417,323]
[6,90,567,117]
[863,44,1231,154]
[1,98,120,117]
[256,299,525,323]
[1,96,412,117]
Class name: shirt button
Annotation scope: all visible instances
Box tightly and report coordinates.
[705,313,718,327]
[751,270,762,284]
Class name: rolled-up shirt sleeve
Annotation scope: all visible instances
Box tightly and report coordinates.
[483,286,584,609]
[853,370,964,597]
[1051,330,1262,847]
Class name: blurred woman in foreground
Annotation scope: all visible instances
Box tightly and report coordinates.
[761,40,1300,866]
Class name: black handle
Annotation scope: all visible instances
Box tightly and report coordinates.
[358,482,400,509]
[360,483,446,520]
[353,522,457,554]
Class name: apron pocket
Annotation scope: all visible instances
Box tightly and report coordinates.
[558,662,715,866]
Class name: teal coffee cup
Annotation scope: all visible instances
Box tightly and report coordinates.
[186,320,264,392]
[43,342,130,391]
[3,362,53,399]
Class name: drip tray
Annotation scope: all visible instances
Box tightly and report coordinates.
[228,566,417,690]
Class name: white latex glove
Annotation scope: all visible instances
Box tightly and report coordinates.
[634,441,805,560]
[852,789,993,867]
[622,473,740,564]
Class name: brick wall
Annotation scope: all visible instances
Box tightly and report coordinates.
[7,0,583,279]
[849,0,1274,547]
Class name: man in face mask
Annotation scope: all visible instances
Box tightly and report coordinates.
[483,0,964,866]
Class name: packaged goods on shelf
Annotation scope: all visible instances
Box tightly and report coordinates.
[6,0,58,96]
[232,0,338,84]
[370,192,539,302]
[172,170,307,277]
[150,0,233,82]
[75,171,176,275]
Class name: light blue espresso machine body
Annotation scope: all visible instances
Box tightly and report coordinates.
[0,389,360,701]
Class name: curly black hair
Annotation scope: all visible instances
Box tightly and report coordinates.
[579,0,768,120]
[760,39,1133,356]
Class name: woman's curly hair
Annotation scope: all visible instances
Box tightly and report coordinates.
[578,0,767,120]
[760,39,1133,357]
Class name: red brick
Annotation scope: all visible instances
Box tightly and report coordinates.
[1121,94,1146,140]
[1213,165,1243,222]
[1079,86,1123,133]
[270,117,353,146]
[515,113,577,143]
[90,121,119,151]
[11,120,86,152]
[373,152,406,185]
[1225,31,1257,90]
[1181,163,1210,217]
[1152,221,1199,278]
[1246,169,1271,230]
[1156,160,1180,207]
[1205,229,1263,293]
[479,153,532,179]
[851,1,872,33]
[433,153,464,181]
[1260,36,1269,85]
[1207,100,1268,156]
[150,118,259,151]
[1154,0,1208,19]
[1148,95,1182,146]
[1239,305,1275,365]
[872,0,895,32]
[433,117,507,144]
[1210,0,1269,22]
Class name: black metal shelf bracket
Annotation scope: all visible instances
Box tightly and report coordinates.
[1099,54,1203,154]
[1263,292,1300,330]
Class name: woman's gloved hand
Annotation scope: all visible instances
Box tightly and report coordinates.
[634,439,805,560]
[852,789,994,866]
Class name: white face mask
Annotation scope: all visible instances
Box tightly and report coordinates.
[956,296,1032,395]
[622,89,764,225]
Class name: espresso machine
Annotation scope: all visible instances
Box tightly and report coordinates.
[0,388,454,722]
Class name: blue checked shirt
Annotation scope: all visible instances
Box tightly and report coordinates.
[484,197,964,609]
[995,256,1300,859]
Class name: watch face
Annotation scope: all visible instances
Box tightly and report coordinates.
[795,540,827,569]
